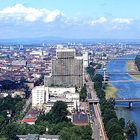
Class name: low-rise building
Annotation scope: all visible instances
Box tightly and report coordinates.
[20,118,36,125]
[72,113,89,126]
[20,108,41,125]
[32,86,79,113]
[16,134,59,140]
[11,90,25,98]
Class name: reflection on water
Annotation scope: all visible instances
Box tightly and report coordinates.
[107,55,140,140]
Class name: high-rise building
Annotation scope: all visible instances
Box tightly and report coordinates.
[45,47,83,88]
[83,51,89,68]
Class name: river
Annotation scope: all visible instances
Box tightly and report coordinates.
[107,55,140,140]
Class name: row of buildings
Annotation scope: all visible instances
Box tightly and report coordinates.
[18,46,89,127]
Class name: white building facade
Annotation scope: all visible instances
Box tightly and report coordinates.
[32,86,49,108]
[83,51,89,68]
[32,86,79,113]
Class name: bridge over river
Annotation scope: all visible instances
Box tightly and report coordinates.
[97,71,140,75]
[115,98,140,109]
[103,80,137,83]
[110,58,134,60]
[106,54,140,139]
[106,72,140,75]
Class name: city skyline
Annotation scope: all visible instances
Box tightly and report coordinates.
[0,0,140,39]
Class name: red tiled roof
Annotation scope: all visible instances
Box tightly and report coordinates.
[21,118,36,123]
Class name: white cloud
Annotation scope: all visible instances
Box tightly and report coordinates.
[90,17,133,27]
[44,9,63,23]
[0,4,63,23]
[0,4,138,39]
[112,18,132,24]
[0,4,134,28]
[91,17,108,26]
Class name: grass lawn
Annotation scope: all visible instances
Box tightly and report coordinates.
[127,60,136,72]
[105,84,117,100]
[132,75,140,81]
[127,60,140,81]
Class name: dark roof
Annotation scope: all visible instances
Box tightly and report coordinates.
[16,134,39,140]
[72,113,88,125]
[40,134,59,139]
[16,134,59,140]
[25,134,39,140]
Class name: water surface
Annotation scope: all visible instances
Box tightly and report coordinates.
[107,55,140,139]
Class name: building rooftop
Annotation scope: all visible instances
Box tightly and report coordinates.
[25,134,39,140]
[16,134,59,140]
[40,134,59,139]
[56,48,75,52]
[21,118,36,123]
[17,134,39,140]
[72,113,88,126]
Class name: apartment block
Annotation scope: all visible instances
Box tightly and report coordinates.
[45,48,84,88]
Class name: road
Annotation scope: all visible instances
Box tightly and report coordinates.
[86,74,108,140]
[88,90,100,140]
[21,94,32,113]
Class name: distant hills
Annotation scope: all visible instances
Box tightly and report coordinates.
[0,37,140,45]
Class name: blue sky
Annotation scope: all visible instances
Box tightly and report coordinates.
[0,0,140,39]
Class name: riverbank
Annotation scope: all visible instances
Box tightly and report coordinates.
[107,56,139,139]
[105,84,117,100]
[127,60,140,81]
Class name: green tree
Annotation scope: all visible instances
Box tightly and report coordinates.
[4,123,18,140]
[105,118,119,130]
[93,74,103,83]
[119,118,125,129]
[107,123,123,139]
[107,98,115,109]
[48,122,73,135]
[80,85,87,101]
[111,133,125,140]
[50,101,69,123]
[103,109,117,125]
[0,116,5,126]
[86,66,95,80]
[135,55,140,71]
[125,120,137,139]
[59,126,92,140]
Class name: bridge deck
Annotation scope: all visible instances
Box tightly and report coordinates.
[115,98,140,102]
[111,58,134,60]
[103,80,137,83]
[98,71,140,75]
[88,99,99,103]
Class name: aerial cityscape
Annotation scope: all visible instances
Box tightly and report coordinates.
[0,0,140,140]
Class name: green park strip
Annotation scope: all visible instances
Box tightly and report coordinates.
[132,75,140,81]
[127,60,140,81]
[87,68,137,139]
[105,84,117,100]
[0,138,7,140]
[127,60,134,71]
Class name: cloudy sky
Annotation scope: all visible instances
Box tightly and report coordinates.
[0,0,140,39]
